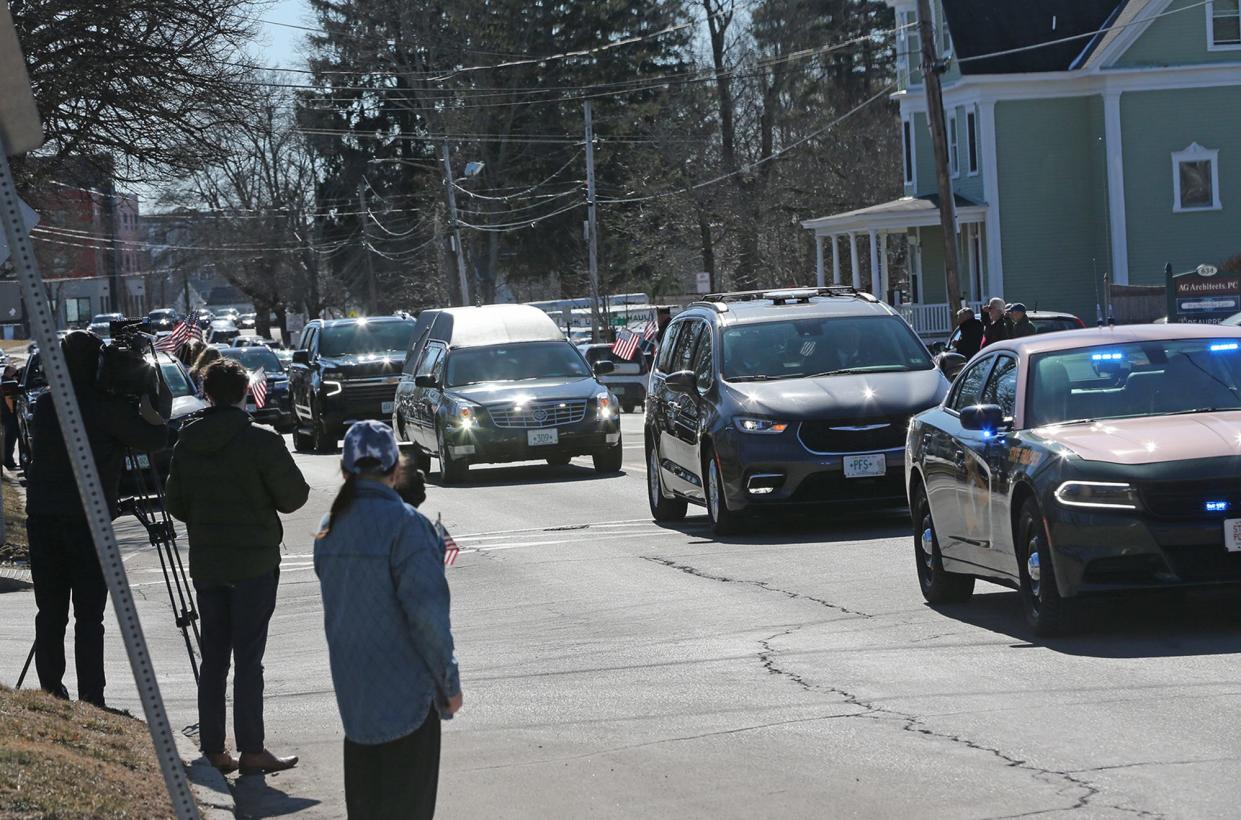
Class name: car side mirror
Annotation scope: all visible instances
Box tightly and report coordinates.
[960,404,1006,434]
[414,374,440,389]
[937,352,967,380]
[664,369,697,393]
[292,350,310,365]
[593,360,615,376]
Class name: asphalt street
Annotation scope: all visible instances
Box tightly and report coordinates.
[4,411,1241,818]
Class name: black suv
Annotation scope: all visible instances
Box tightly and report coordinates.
[288,316,417,452]
[645,287,953,534]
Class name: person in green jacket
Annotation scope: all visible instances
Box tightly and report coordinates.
[166,358,310,775]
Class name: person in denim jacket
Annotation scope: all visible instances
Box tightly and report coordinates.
[314,420,461,819]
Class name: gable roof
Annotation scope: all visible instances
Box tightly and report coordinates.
[942,0,1127,75]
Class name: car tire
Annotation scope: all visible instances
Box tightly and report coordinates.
[912,483,975,604]
[646,443,687,522]
[1017,498,1076,637]
[704,449,743,536]
[313,422,337,454]
[292,427,314,453]
[546,454,572,466]
[437,425,468,485]
[592,432,623,473]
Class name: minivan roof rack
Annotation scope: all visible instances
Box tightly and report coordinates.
[690,286,878,312]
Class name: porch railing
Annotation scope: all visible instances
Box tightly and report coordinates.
[898,301,984,338]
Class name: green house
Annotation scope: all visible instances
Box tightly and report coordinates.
[802,0,1241,334]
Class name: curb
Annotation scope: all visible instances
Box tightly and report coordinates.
[175,729,236,819]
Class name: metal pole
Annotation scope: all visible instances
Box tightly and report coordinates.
[104,178,123,316]
[357,180,377,315]
[0,136,200,819]
[916,0,963,310]
[584,101,602,343]
[440,143,471,307]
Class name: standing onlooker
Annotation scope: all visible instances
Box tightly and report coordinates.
[1009,303,1037,338]
[952,307,985,359]
[165,358,309,774]
[981,297,1012,347]
[2,362,20,471]
[315,421,461,820]
[189,346,221,388]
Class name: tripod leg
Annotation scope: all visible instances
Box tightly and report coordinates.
[16,640,35,689]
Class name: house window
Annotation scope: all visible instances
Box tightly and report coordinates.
[1172,143,1222,212]
[902,118,915,185]
[1209,0,1241,49]
[966,109,979,175]
[948,113,959,177]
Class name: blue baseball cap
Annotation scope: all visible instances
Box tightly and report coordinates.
[341,420,400,475]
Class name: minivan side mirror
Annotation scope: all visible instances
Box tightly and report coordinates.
[414,374,440,389]
[292,350,310,366]
[937,352,967,380]
[593,360,615,376]
[664,370,697,393]
[960,404,1006,434]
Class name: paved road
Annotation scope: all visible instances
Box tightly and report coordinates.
[4,412,1241,818]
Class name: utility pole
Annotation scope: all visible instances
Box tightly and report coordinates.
[917,0,962,309]
[102,178,123,317]
[357,180,377,315]
[440,143,471,306]
[584,101,602,343]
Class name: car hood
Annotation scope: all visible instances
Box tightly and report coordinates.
[320,353,405,378]
[1031,412,1241,465]
[721,369,947,422]
[450,377,601,405]
[172,394,210,419]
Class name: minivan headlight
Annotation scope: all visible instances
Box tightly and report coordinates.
[1054,481,1140,510]
[735,417,789,435]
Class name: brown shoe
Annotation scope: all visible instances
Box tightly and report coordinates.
[206,752,239,774]
[238,749,299,776]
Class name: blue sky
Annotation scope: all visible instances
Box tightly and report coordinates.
[257,0,312,68]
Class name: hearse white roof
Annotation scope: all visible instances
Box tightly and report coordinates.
[437,304,564,348]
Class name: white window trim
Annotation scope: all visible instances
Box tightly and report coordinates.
[948,112,960,177]
[1207,0,1241,52]
[966,107,980,176]
[905,10,923,87]
[1172,142,1222,212]
[902,115,916,187]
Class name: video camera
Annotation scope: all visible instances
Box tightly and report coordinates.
[97,318,161,403]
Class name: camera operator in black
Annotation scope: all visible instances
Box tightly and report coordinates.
[26,330,171,707]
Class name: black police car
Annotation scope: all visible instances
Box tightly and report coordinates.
[645,287,953,535]
[288,316,417,452]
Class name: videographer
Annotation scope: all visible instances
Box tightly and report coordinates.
[26,330,172,707]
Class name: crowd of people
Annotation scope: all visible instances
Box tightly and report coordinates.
[950,297,1036,359]
[24,330,461,817]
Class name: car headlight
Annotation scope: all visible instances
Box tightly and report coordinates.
[596,390,614,420]
[451,402,481,430]
[735,417,789,435]
[1054,481,1140,510]
[323,380,343,397]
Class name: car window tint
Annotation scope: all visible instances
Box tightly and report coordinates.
[677,321,704,373]
[415,344,442,378]
[982,356,1018,418]
[692,327,713,391]
[950,358,993,412]
[656,321,685,372]
[430,346,447,382]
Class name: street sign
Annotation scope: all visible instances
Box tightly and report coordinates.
[1166,264,1241,324]
[696,272,711,294]
[0,3,43,155]
[0,196,39,266]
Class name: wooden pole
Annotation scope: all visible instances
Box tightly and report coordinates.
[917,0,962,310]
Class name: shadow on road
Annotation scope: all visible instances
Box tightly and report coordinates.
[654,506,911,546]
[233,773,321,818]
[433,462,630,489]
[929,588,1241,658]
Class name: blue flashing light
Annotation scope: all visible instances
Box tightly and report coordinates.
[1091,352,1125,362]
[1209,342,1240,352]
[1206,500,1230,512]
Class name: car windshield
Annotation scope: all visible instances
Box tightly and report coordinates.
[1028,338,1241,427]
[225,347,283,373]
[319,321,415,358]
[446,341,591,387]
[159,361,195,398]
[720,316,933,381]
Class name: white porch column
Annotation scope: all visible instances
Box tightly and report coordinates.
[868,230,881,295]
[880,233,890,299]
[815,233,826,287]
[979,100,1004,299]
[848,232,861,289]
[1104,91,1129,285]
[831,235,841,284]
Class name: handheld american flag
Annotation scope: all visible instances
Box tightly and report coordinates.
[612,327,641,361]
[154,320,191,353]
[435,514,459,567]
[248,368,268,409]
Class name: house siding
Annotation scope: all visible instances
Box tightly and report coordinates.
[1112,0,1241,68]
[995,97,1111,319]
[1121,85,1241,283]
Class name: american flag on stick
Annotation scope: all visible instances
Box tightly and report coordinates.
[154,320,193,352]
[612,322,651,361]
[248,368,268,409]
[435,514,459,567]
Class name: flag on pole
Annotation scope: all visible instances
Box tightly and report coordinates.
[612,327,640,361]
[435,514,459,567]
[248,368,268,409]
[154,320,191,352]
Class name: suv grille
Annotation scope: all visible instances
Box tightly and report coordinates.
[488,400,587,429]
[344,381,399,404]
[798,417,908,454]
[1139,480,1241,519]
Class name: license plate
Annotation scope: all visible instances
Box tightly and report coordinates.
[1226,519,1241,553]
[843,453,886,478]
[125,454,151,471]
[382,401,394,414]
[527,428,559,447]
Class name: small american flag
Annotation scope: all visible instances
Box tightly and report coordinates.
[435,514,459,567]
[248,368,268,409]
[155,320,191,352]
[612,323,649,361]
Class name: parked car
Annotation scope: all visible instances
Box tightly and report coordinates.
[233,335,276,349]
[88,313,125,339]
[273,348,294,370]
[577,342,649,412]
[645,287,951,535]
[394,304,620,483]
[207,319,240,345]
[907,324,1241,636]
[220,345,294,431]
[288,316,417,452]
[941,310,1085,353]
[146,308,181,332]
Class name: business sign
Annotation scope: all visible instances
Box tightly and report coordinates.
[0,3,43,155]
[1167,265,1241,324]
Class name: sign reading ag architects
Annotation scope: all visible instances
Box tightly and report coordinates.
[1166,264,1241,324]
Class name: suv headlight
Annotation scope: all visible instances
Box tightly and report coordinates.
[1054,481,1140,510]
[735,417,789,435]
[596,390,614,420]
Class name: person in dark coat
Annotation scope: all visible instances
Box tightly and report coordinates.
[952,307,985,359]
[2,362,20,471]
[981,297,1012,347]
[26,330,171,707]
[1009,303,1037,338]
[165,358,310,775]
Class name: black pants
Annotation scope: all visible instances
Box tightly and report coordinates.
[195,569,279,755]
[344,708,441,820]
[28,515,109,706]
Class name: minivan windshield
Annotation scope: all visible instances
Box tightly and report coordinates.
[319,320,416,358]
[721,316,933,381]
[1028,338,1241,427]
[446,342,591,387]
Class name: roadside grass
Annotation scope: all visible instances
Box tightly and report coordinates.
[0,476,27,573]
[0,686,174,818]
